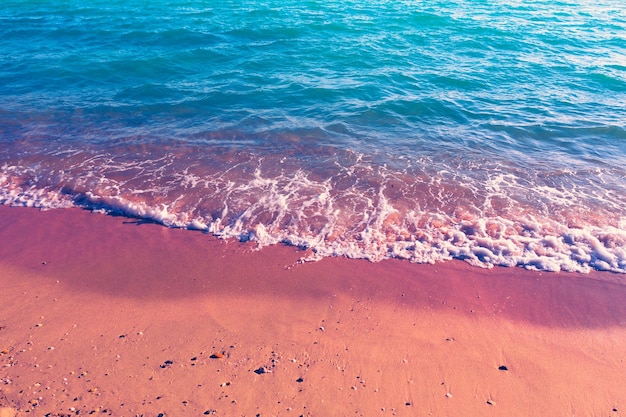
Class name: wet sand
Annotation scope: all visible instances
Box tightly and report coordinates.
[0,205,625,417]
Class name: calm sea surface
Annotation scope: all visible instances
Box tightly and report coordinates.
[1,0,625,272]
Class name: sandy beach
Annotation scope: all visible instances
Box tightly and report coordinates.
[0,205,625,417]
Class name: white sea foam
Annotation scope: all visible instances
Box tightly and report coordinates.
[2,153,625,274]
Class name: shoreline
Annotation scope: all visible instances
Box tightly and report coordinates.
[1,205,625,416]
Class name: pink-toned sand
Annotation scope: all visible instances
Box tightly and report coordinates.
[0,205,625,417]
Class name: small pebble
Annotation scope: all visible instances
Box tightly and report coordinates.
[498,365,508,371]
[160,360,173,368]
[254,367,269,375]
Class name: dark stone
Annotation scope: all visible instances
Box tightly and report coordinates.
[160,360,173,368]
[296,377,304,383]
[498,365,508,371]
[254,367,267,374]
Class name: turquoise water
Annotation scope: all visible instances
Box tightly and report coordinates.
[1,0,625,272]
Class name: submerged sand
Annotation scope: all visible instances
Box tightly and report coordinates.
[0,205,624,416]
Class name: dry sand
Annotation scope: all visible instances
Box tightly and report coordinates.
[0,205,625,417]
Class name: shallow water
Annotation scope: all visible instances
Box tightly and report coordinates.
[1,0,625,272]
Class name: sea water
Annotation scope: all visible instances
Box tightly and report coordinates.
[1,0,625,272]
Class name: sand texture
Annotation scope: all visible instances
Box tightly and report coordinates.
[0,205,625,416]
